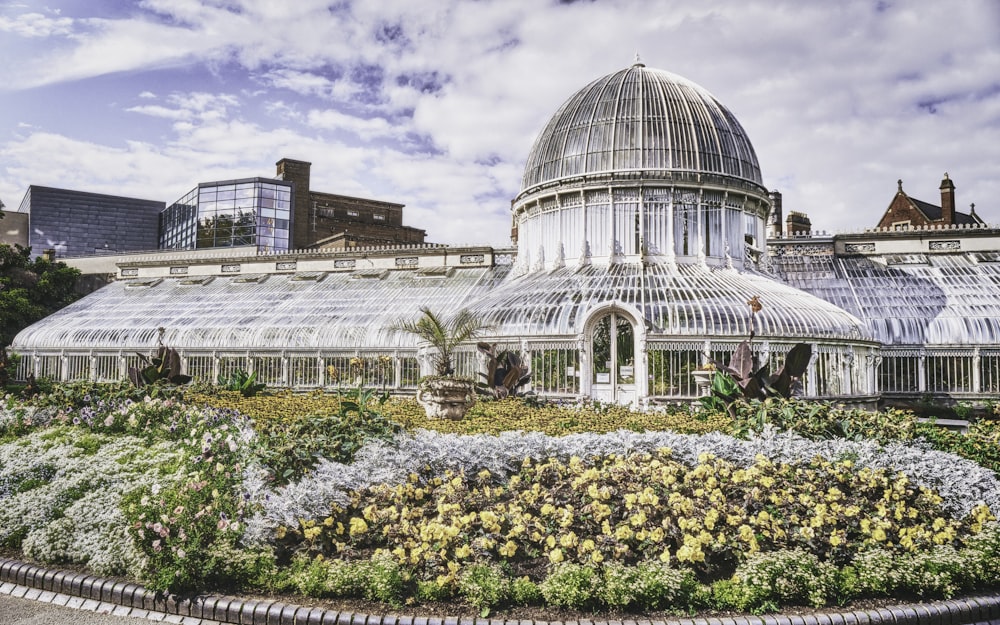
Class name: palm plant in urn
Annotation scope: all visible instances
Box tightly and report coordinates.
[393,306,492,419]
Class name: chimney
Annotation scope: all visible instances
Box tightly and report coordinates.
[767,190,783,238]
[940,172,955,225]
[276,158,312,249]
[786,211,812,236]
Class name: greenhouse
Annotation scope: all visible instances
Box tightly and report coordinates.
[11,61,889,404]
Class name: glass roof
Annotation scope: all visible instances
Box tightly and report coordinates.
[11,266,511,352]
[520,63,763,194]
[471,263,870,341]
[13,260,869,354]
[771,252,1000,345]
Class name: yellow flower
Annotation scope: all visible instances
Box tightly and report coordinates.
[548,548,564,564]
[303,526,322,540]
[498,541,518,557]
[454,544,472,559]
[349,517,368,537]
[275,525,287,539]
[590,550,604,564]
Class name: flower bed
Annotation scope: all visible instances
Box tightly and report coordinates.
[1,387,999,616]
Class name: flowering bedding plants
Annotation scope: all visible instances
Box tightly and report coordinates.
[1,387,1000,617]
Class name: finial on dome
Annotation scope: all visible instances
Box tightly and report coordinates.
[632,52,645,67]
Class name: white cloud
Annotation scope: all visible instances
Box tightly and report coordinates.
[0,11,73,37]
[1,0,999,245]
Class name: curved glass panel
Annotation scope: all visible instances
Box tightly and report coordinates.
[521,64,763,193]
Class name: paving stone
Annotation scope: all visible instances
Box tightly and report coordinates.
[81,598,102,611]
[50,592,71,606]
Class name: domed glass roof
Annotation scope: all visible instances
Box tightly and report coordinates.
[520,62,763,193]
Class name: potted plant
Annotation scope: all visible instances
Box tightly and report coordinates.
[393,307,492,419]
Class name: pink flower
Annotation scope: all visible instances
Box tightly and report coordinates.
[152,540,162,552]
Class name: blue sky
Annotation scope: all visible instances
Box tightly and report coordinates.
[1,0,998,248]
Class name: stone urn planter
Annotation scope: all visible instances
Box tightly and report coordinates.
[691,367,715,396]
[416,377,477,420]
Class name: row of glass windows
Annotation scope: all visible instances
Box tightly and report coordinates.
[159,180,293,252]
[15,342,890,400]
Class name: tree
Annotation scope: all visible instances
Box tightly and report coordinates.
[0,244,81,347]
[392,307,493,376]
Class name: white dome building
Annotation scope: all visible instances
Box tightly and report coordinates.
[11,62,880,404]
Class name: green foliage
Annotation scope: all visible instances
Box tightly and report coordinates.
[119,404,253,592]
[457,563,509,614]
[539,562,600,609]
[391,307,492,376]
[705,342,812,412]
[280,553,404,605]
[414,579,454,603]
[713,549,837,613]
[20,381,157,411]
[509,575,542,606]
[217,369,266,397]
[250,387,400,484]
[727,399,919,443]
[839,545,975,600]
[914,420,1000,474]
[127,343,193,389]
[0,244,80,347]
[599,561,698,611]
[476,343,531,399]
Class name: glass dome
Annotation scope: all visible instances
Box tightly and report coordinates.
[512,62,771,272]
[519,61,762,196]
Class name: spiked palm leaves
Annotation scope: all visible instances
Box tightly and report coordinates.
[393,307,493,377]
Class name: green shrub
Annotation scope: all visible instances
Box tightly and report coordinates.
[285,554,332,596]
[962,522,1000,582]
[414,579,453,603]
[716,549,836,613]
[250,389,401,484]
[728,400,918,443]
[915,421,1000,474]
[600,561,698,611]
[539,562,599,609]
[457,563,509,612]
[217,369,266,397]
[359,552,405,605]
[510,575,542,606]
[842,545,974,600]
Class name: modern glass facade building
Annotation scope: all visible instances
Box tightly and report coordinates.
[159,178,293,252]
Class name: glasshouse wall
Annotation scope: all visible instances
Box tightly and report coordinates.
[15,338,889,402]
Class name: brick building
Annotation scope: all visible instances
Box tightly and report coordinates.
[876,174,984,230]
[276,158,425,250]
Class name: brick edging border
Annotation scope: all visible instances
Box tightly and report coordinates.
[3,557,1000,625]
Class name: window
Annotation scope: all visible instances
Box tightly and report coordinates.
[347,210,359,217]
[373,213,385,221]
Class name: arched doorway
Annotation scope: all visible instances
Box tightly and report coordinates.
[589,311,637,405]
